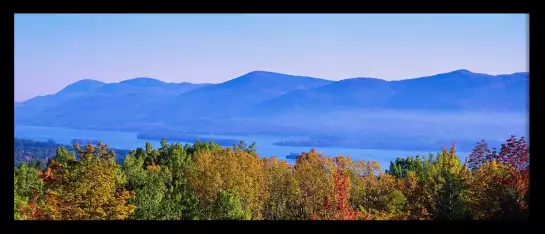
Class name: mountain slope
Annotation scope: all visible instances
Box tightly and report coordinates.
[384,70,528,111]
[56,79,106,95]
[15,78,210,128]
[149,71,334,124]
[244,70,528,118]
[14,70,528,134]
[242,77,394,117]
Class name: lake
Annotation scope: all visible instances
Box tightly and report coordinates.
[14,125,469,169]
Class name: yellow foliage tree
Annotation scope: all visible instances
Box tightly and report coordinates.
[35,143,136,220]
[189,147,265,220]
[262,157,303,220]
[294,149,335,218]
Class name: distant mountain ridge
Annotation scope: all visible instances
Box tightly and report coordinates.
[57,79,106,95]
[15,70,528,136]
[245,70,528,117]
[15,77,211,127]
[148,71,334,123]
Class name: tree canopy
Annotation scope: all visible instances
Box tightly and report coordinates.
[14,136,529,220]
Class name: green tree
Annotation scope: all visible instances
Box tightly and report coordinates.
[423,145,470,219]
[212,190,251,220]
[435,170,470,219]
[123,153,171,220]
[14,162,43,220]
[386,156,424,179]
[385,189,408,219]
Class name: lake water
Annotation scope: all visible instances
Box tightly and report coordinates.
[14,125,469,169]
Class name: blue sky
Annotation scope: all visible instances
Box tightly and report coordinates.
[14,14,528,101]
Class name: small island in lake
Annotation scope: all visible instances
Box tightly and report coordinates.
[285,152,301,159]
[137,131,241,146]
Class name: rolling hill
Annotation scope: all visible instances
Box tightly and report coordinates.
[383,69,528,111]
[15,78,211,128]
[147,71,334,124]
[14,69,528,137]
[244,70,528,118]
[241,77,395,117]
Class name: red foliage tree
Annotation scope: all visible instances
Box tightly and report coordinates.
[468,139,498,170]
[495,136,529,218]
[333,168,358,220]
[498,136,529,172]
[313,168,369,220]
[20,190,42,220]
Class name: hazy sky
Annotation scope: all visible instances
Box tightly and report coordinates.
[14,14,528,101]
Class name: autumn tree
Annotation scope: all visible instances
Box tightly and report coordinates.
[467,140,498,170]
[189,144,265,220]
[349,157,409,220]
[33,143,136,220]
[395,171,430,219]
[466,136,529,220]
[262,157,304,220]
[496,136,529,219]
[497,136,529,171]
[322,166,361,220]
[351,172,402,220]
[14,162,43,220]
[14,135,530,221]
[294,149,335,219]
[466,160,506,219]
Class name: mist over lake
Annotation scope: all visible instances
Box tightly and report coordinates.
[15,125,471,169]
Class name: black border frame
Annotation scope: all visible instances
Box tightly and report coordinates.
[7,5,538,234]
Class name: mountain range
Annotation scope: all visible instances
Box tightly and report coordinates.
[14,69,528,138]
[245,69,528,117]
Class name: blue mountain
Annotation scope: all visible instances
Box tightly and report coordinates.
[148,71,334,124]
[244,70,528,118]
[56,79,106,95]
[15,78,210,128]
[14,70,528,135]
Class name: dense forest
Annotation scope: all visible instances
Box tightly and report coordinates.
[14,136,528,220]
[14,138,131,166]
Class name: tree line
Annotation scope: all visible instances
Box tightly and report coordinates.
[14,138,131,166]
[14,136,528,220]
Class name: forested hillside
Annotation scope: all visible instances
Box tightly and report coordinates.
[14,136,529,220]
[14,138,131,166]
